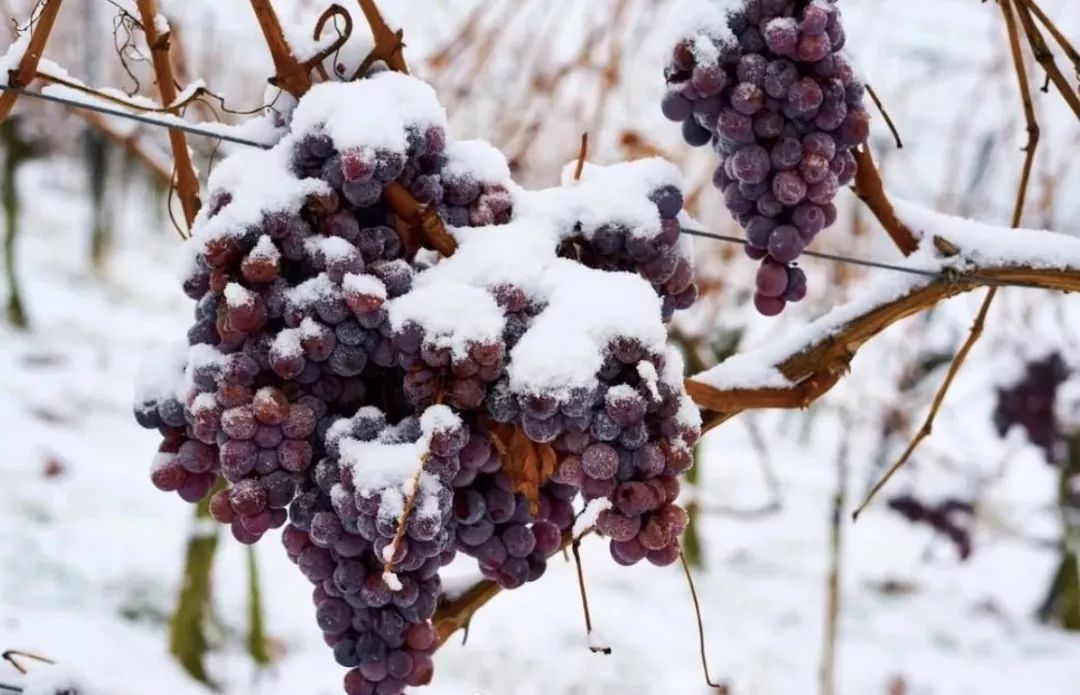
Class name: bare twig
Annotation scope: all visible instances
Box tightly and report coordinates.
[311,4,354,81]
[1012,0,1080,120]
[1,651,53,675]
[820,424,850,695]
[136,0,200,230]
[1017,0,1080,76]
[849,0,1039,519]
[433,579,503,646]
[0,0,62,124]
[851,289,993,521]
[1002,0,1042,230]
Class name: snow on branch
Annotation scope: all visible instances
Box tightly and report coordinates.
[686,202,1080,426]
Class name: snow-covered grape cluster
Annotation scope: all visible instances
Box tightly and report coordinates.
[134,71,701,694]
[662,0,870,315]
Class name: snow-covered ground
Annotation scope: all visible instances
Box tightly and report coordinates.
[2,0,1080,693]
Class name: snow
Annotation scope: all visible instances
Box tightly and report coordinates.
[183,344,226,392]
[664,0,748,64]
[249,235,280,262]
[388,281,506,359]
[443,139,512,183]
[304,234,355,263]
[339,436,426,517]
[153,13,171,37]
[509,260,667,397]
[289,74,447,152]
[637,360,662,401]
[419,404,462,434]
[339,406,457,522]
[575,498,612,537]
[427,219,558,301]
[223,282,252,308]
[188,144,326,254]
[587,628,611,653]
[663,346,703,436]
[548,157,684,239]
[342,272,386,300]
[133,340,188,405]
[382,571,403,592]
[894,198,1080,270]
[0,27,30,77]
[298,316,322,339]
[285,273,338,309]
[271,327,302,359]
[1057,377,1080,435]
[438,570,486,601]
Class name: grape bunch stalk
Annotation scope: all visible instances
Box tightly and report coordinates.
[661,0,871,315]
[133,70,701,695]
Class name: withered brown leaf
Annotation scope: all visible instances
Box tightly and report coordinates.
[488,424,557,513]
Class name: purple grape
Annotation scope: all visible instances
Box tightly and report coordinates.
[767,225,804,263]
[756,259,790,298]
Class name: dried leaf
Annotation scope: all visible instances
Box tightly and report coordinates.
[494,426,557,513]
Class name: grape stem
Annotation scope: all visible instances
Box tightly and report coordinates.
[383,462,426,577]
[679,552,727,690]
[571,525,611,654]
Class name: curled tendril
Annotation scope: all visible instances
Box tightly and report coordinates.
[308,4,354,81]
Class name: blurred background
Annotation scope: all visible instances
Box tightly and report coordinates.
[1,0,1079,692]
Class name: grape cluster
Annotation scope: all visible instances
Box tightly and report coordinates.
[661,0,869,315]
[539,343,696,566]
[135,74,701,694]
[887,495,975,560]
[282,406,463,691]
[993,352,1070,464]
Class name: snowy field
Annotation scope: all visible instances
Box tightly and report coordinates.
[2,0,1080,693]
